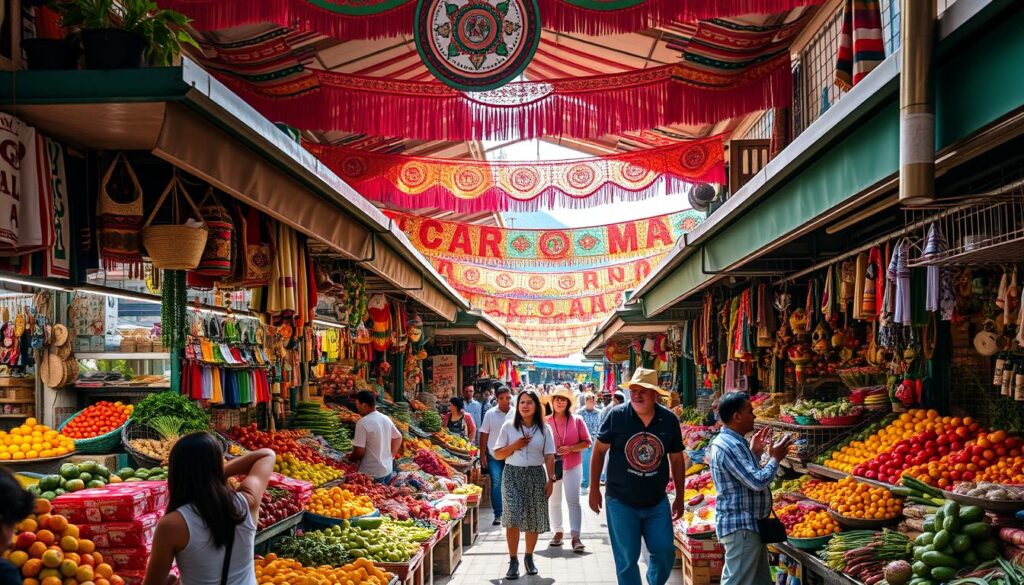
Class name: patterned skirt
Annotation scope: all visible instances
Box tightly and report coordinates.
[501,464,550,533]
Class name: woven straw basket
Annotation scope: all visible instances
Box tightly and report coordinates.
[142,175,208,270]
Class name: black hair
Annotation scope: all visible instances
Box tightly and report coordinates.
[495,386,512,397]
[613,392,625,404]
[513,389,545,432]
[0,467,34,528]
[449,397,465,412]
[355,390,377,408]
[167,432,245,549]
[718,391,750,425]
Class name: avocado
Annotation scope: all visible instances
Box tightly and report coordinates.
[59,463,80,480]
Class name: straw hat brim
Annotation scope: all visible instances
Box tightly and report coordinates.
[618,381,671,397]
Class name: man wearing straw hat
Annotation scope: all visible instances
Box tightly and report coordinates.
[589,368,686,585]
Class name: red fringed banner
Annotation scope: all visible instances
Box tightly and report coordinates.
[463,290,626,324]
[306,137,724,212]
[217,55,791,141]
[165,0,822,38]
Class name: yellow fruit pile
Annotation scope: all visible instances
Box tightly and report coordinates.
[274,454,344,485]
[453,484,483,496]
[828,477,902,520]
[800,480,843,504]
[0,418,75,461]
[825,410,945,473]
[306,487,375,519]
[434,431,474,453]
[255,555,390,585]
[789,510,841,538]
[399,437,432,458]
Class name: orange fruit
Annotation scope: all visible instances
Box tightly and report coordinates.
[95,578,111,585]
[94,564,113,580]
[29,542,48,559]
[59,559,78,578]
[40,576,62,585]
[59,536,77,552]
[34,499,52,515]
[77,539,95,554]
[91,552,103,564]
[36,530,55,546]
[109,576,125,585]
[78,553,94,567]
[41,549,63,568]
[9,550,29,568]
[19,518,38,533]
[63,553,80,565]
[36,515,51,531]
[75,565,95,583]
[48,516,68,534]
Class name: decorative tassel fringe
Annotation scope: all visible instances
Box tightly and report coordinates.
[162,0,416,40]
[165,0,822,38]
[217,59,791,141]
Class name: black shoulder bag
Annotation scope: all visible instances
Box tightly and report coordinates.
[220,524,236,585]
[757,510,787,543]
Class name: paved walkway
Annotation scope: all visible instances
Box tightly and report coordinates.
[440,493,686,585]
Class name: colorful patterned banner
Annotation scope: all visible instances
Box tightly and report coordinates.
[164,0,820,38]
[433,254,665,299]
[310,139,723,213]
[390,209,701,266]
[464,291,625,323]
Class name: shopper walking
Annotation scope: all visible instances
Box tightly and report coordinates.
[598,390,625,484]
[144,432,275,585]
[442,396,477,439]
[709,392,794,585]
[589,368,686,585]
[479,386,514,525]
[0,467,34,585]
[493,389,556,580]
[546,387,592,552]
[578,392,602,491]
[350,390,402,482]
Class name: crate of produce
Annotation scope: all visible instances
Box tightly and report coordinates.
[58,406,129,453]
[432,519,463,576]
[378,548,424,585]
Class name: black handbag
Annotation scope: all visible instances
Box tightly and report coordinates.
[757,510,787,543]
[553,455,564,481]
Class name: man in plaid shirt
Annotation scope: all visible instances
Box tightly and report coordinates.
[709,392,794,585]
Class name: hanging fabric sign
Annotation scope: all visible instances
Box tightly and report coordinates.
[466,290,625,323]
[433,254,665,299]
[390,208,701,266]
[164,0,822,40]
[0,113,52,257]
[42,138,71,278]
[414,0,542,92]
[308,137,722,212]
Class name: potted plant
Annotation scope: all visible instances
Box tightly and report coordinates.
[21,6,79,70]
[50,0,197,69]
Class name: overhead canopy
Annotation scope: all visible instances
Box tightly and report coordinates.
[433,310,529,360]
[634,0,1024,317]
[0,60,468,322]
[583,305,690,359]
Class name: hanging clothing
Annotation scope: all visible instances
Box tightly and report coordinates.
[853,253,868,320]
[887,239,911,325]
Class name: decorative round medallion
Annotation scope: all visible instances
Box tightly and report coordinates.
[558,275,575,290]
[398,161,430,189]
[680,144,709,171]
[528,275,545,290]
[564,164,596,190]
[508,167,541,191]
[538,231,570,259]
[622,162,650,182]
[496,273,513,288]
[414,0,541,92]
[463,267,481,283]
[340,155,369,180]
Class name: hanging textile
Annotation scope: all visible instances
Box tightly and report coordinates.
[834,0,885,90]
[200,25,796,141]
[164,0,822,38]
[853,252,867,320]
[41,138,71,278]
[468,290,624,323]
[0,113,53,257]
[260,223,312,327]
[922,224,955,321]
[887,238,911,325]
[391,209,701,266]
[307,137,724,213]
[433,254,666,299]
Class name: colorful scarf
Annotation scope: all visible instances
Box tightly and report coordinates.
[835,0,886,90]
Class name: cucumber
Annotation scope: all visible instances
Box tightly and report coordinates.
[891,486,915,497]
[913,547,927,561]
[915,532,935,546]
[943,501,960,519]
[943,514,960,533]
[934,509,945,526]
[921,551,958,568]
[930,566,957,581]
[913,561,931,577]
[962,522,990,539]
[923,517,936,533]
[932,530,951,550]
[958,505,984,523]
[951,534,971,553]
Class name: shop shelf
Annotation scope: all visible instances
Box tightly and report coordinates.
[76,352,171,360]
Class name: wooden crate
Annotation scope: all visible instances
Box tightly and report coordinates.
[432,519,463,576]
[461,507,479,547]
[421,539,435,585]
[380,549,424,585]
[679,536,724,585]
[477,474,491,507]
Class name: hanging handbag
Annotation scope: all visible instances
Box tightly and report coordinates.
[228,204,274,288]
[757,510,787,543]
[141,175,208,270]
[97,152,144,276]
[194,188,234,276]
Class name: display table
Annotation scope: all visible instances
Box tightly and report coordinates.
[462,502,479,546]
[255,512,304,547]
[774,542,861,585]
[432,519,463,576]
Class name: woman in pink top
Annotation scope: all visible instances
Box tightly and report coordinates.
[546,388,592,552]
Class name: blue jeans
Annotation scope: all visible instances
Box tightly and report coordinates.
[581,448,592,489]
[720,530,772,585]
[606,496,676,585]
[487,456,505,519]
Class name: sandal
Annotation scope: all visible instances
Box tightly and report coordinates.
[549,532,564,547]
[572,537,585,553]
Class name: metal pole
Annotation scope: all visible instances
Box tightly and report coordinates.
[899,0,937,205]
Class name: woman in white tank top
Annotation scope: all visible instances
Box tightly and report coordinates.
[143,433,275,585]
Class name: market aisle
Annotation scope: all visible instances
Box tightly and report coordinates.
[439,497,685,585]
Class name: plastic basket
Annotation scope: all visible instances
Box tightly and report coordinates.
[793,416,818,426]
[787,534,833,550]
[57,409,126,454]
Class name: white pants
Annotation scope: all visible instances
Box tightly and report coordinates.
[549,463,583,534]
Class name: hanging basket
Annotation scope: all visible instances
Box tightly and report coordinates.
[142,175,208,270]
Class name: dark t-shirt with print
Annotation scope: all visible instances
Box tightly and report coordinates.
[598,402,684,509]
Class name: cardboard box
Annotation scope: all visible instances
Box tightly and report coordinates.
[78,513,159,548]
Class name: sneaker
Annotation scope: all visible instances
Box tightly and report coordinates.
[506,558,520,580]
[492,517,501,526]
[572,537,585,553]
[524,554,538,575]
[549,532,564,547]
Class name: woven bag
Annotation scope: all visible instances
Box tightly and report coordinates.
[141,175,208,270]
[97,153,144,274]
[194,188,234,277]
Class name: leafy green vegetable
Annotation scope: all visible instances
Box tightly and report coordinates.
[274,535,350,568]
[132,391,208,433]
